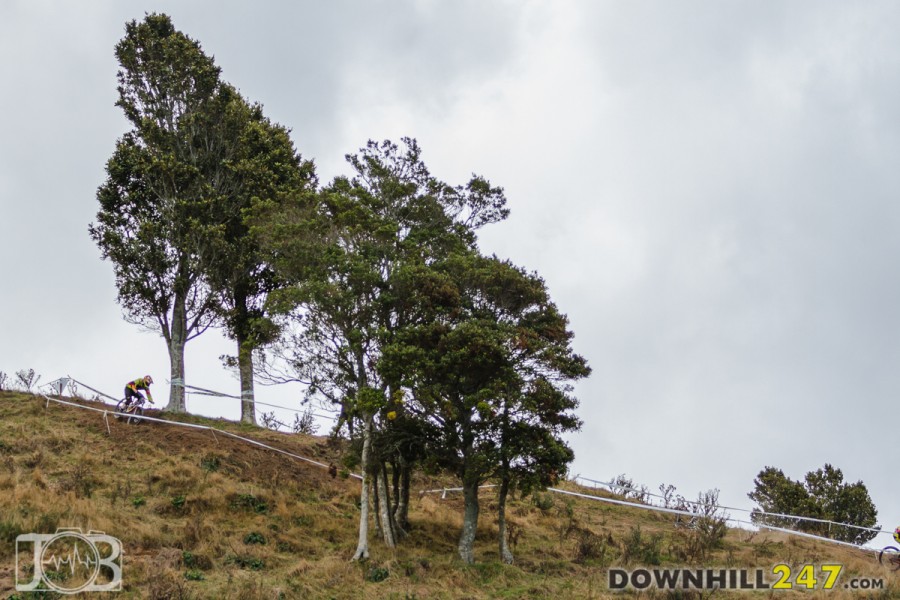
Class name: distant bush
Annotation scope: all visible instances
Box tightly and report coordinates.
[622,525,662,565]
[292,409,319,435]
[611,473,649,502]
[15,369,40,392]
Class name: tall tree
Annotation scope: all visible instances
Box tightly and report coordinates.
[381,253,590,564]
[90,13,232,411]
[203,92,317,424]
[255,138,507,559]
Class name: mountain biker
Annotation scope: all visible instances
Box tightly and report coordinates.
[124,375,154,408]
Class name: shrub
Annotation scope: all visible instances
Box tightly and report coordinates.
[366,566,389,583]
[230,494,268,514]
[199,455,220,473]
[532,492,554,511]
[622,525,662,565]
[182,551,212,570]
[244,531,266,545]
[226,554,264,571]
[292,409,319,435]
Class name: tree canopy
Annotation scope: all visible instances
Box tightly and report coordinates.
[748,464,878,545]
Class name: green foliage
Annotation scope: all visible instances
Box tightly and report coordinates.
[226,554,265,570]
[365,566,390,583]
[243,531,267,545]
[182,551,212,571]
[131,496,147,508]
[0,520,23,546]
[184,569,205,581]
[748,463,878,544]
[89,13,229,381]
[622,525,662,565]
[199,454,220,473]
[532,492,555,512]
[230,493,268,514]
[171,495,186,510]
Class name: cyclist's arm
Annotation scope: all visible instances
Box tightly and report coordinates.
[146,389,154,404]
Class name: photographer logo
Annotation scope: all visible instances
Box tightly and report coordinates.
[16,528,122,593]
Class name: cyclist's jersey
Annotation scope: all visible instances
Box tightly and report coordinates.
[127,377,151,392]
[126,378,153,402]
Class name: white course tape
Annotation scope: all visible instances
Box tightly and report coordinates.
[429,483,882,553]
[574,476,886,536]
[179,382,338,421]
[37,392,362,481]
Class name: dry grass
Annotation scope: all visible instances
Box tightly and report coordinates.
[0,390,896,599]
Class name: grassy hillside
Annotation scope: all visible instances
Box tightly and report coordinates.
[0,391,895,599]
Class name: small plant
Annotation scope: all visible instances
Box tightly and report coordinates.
[199,454,220,473]
[0,520,23,545]
[292,515,313,528]
[15,369,41,392]
[184,569,204,581]
[243,531,266,545]
[260,411,286,431]
[182,550,212,570]
[226,554,264,571]
[572,527,610,565]
[292,408,319,435]
[622,525,662,565]
[366,566,390,583]
[532,492,555,511]
[659,483,677,508]
[230,493,268,514]
[59,463,98,498]
[611,473,649,502]
[171,495,186,510]
[132,496,146,508]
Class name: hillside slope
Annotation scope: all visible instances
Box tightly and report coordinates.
[0,391,895,599]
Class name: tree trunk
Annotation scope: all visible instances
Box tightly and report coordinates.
[498,475,514,564]
[458,475,480,564]
[372,474,383,540]
[394,459,411,533]
[351,414,373,561]
[165,292,187,413]
[237,336,256,425]
[376,463,397,548]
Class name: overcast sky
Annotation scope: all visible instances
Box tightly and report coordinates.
[1,1,898,544]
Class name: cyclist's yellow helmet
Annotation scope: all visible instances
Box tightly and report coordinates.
[144,375,153,385]
[894,526,900,544]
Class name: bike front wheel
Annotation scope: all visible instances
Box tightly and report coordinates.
[115,399,144,424]
[125,405,144,425]
[878,546,900,571]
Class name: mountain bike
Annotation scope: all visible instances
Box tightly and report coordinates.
[115,396,146,425]
[878,546,900,571]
